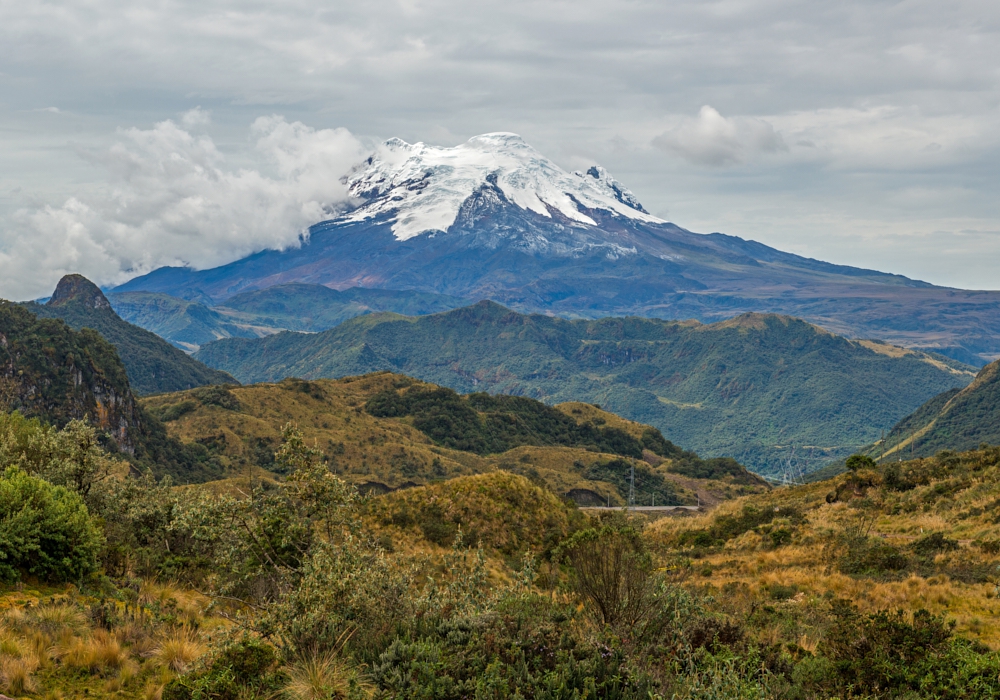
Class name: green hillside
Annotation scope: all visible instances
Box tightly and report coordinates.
[27,275,236,395]
[0,299,141,451]
[194,301,975,476]
[106,291,260,352]
[878,359,1000,460]
[141,373,767,505]
[109,283,468,350]
[0,296,227,481]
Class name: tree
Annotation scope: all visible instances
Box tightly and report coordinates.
[0,466,103,582]
[845,454,876,472]
[557,517,657,628]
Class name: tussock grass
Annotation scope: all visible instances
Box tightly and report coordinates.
[0,584,217,697]
[655,446,1000,648]
[282,649,372,700]
[153,632,206,673]
[0,653,39,695]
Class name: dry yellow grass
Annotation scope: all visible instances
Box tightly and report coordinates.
[142,374,489,490]
[651,448,1000,648]
[153,632,207,673]
[0,653,39,695]
[282,649,373,700]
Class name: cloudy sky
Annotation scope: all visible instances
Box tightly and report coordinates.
[1,0,998,299]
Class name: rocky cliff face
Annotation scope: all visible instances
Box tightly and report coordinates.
[0,300,142,452]
[46,273,114,310]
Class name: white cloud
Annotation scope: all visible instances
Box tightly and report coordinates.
[181,107,211,128]
[653,106,787,167]
[0,117,366,300]
[0,0,999,288]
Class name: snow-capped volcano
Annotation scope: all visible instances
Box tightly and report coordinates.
[118,131,997,366]
[342,133,662,241]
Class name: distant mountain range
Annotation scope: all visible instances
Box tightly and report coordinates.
[192,301,975,477]
[26,275,235,395]
[108,284,468,351]
[114,133,1000,365]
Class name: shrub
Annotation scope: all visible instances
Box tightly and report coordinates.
[846,454,877,472]
[192,385,240,410]
[912,532,959,557]
[678,504,804,548]
[149,400,198,423]
[162,637,283,700]
[838,538,909,577]
[811,602,1000,697]
[0,467,103,582]
[557,518,658,628]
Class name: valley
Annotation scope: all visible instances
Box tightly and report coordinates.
[3,133,1000,699]
[192,300,975,477]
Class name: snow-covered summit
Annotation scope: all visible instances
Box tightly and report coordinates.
[342,133,663,241]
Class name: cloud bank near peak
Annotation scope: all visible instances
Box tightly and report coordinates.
[0,117,366,300]
[653,106,787,167]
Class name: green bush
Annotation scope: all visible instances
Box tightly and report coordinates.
[162,637,283,700]
[192,385,240,410]
[366,386,649,457]
[838,538,909,577]
[0,466,103,582]
[812,602,1000,698]
[846,454,877,471]
[371,595,653,699]
[677,504,804,548]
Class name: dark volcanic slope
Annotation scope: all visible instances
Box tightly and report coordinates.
[116,213,1000,365]
[28,275,236,395]
[194,301,975,476]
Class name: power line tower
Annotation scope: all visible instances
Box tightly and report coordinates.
[628,462,635,509]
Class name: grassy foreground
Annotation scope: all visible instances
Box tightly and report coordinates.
[5,401,1000,697]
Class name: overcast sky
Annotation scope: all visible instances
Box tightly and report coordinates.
[1,0,998,299]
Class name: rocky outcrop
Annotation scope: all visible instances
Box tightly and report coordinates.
[0,300,142,452]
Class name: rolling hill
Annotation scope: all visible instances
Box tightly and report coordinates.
[114,133,1000,365]
[192,301,975,476]
[652,443,1000,649]
[141,372,768,506]
[25,275,236,394]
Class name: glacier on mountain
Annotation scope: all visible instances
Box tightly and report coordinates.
[342,132,663,241]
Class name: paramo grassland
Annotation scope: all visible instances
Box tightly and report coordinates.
[5,394,1000,697]
[140,373,768,507]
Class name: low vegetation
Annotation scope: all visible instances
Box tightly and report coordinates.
[4,370,1000,697]
[139,373,766,506]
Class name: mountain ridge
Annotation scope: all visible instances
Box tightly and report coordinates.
[113,133,1000,364]
[26,275,236,395]
[107,283,469,351]
[192,300,975,476]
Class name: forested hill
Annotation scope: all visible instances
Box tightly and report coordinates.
[878,358,1000,460]
[194,300,975,476]
[26,274,236,395]
[141,372,769,504]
